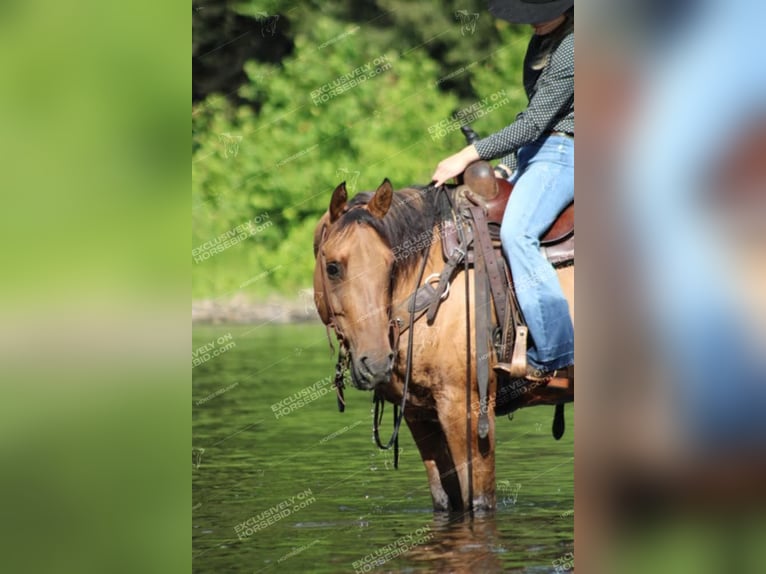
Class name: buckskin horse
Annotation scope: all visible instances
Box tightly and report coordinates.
[313,163,574,512]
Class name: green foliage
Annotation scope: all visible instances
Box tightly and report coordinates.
[469,24,530,134]
[192,2,530,299]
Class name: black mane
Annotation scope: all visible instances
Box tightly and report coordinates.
[334,185,450,279]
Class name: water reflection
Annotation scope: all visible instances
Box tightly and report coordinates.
[406,512,505,573]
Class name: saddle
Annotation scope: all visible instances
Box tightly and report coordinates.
[391,161,573,439]
[439,161,573,438]
[441,160,574,268]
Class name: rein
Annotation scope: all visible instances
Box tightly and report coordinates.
[372,214,433,466]
[372,185,443,468]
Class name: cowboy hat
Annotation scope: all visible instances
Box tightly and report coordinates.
[488,0,573,24]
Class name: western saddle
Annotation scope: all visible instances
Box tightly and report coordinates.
[459,160,574,438]
[391,159,573,440]
[449,160,573,267]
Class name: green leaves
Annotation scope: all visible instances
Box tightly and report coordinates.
[193,1,527,299]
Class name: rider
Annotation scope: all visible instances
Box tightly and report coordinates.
[431,0,574,381]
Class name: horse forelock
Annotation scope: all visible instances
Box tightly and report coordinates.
[329,186,445,279]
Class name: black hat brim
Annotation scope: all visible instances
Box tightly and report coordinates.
[488,0,574,24]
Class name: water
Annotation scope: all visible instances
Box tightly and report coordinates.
[193,324,573,573]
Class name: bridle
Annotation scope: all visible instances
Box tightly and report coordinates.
[315,186,443,468]
[316,222,350,412]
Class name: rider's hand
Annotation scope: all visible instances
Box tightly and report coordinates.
[431,145,480,187]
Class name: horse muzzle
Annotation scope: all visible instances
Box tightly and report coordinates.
[349,352,394,390]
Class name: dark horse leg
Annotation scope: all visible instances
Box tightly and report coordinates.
[404,408,460,511]
[436,388,497,511]
[405,391,497,511]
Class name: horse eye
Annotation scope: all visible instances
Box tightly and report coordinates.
[326,262,342,279]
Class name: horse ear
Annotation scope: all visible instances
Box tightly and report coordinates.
[329,181,347,223]
[368,178,393,219]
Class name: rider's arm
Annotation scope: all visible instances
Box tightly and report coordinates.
[474,32,573,160]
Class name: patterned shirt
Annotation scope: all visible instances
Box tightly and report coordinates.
[474,29,574,172]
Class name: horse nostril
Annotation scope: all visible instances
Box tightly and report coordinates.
[359,355,393,378]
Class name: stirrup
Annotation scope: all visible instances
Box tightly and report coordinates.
[510,326,528,376]
[493,326,528,378]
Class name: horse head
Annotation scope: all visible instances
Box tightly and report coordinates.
[313,178,397,390]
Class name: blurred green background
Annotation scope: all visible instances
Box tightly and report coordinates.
[0,0,188,573]
[192,0,530,299]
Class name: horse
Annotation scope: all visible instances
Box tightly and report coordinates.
[313,177,574,511]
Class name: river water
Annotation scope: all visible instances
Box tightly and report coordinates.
[193,324,573,573]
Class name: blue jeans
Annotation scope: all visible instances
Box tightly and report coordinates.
[500,134,574,371]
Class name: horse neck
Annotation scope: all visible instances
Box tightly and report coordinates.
[388,186,452,305]
[391,225,446,305]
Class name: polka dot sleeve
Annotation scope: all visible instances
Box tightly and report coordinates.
[474,32,574,161]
